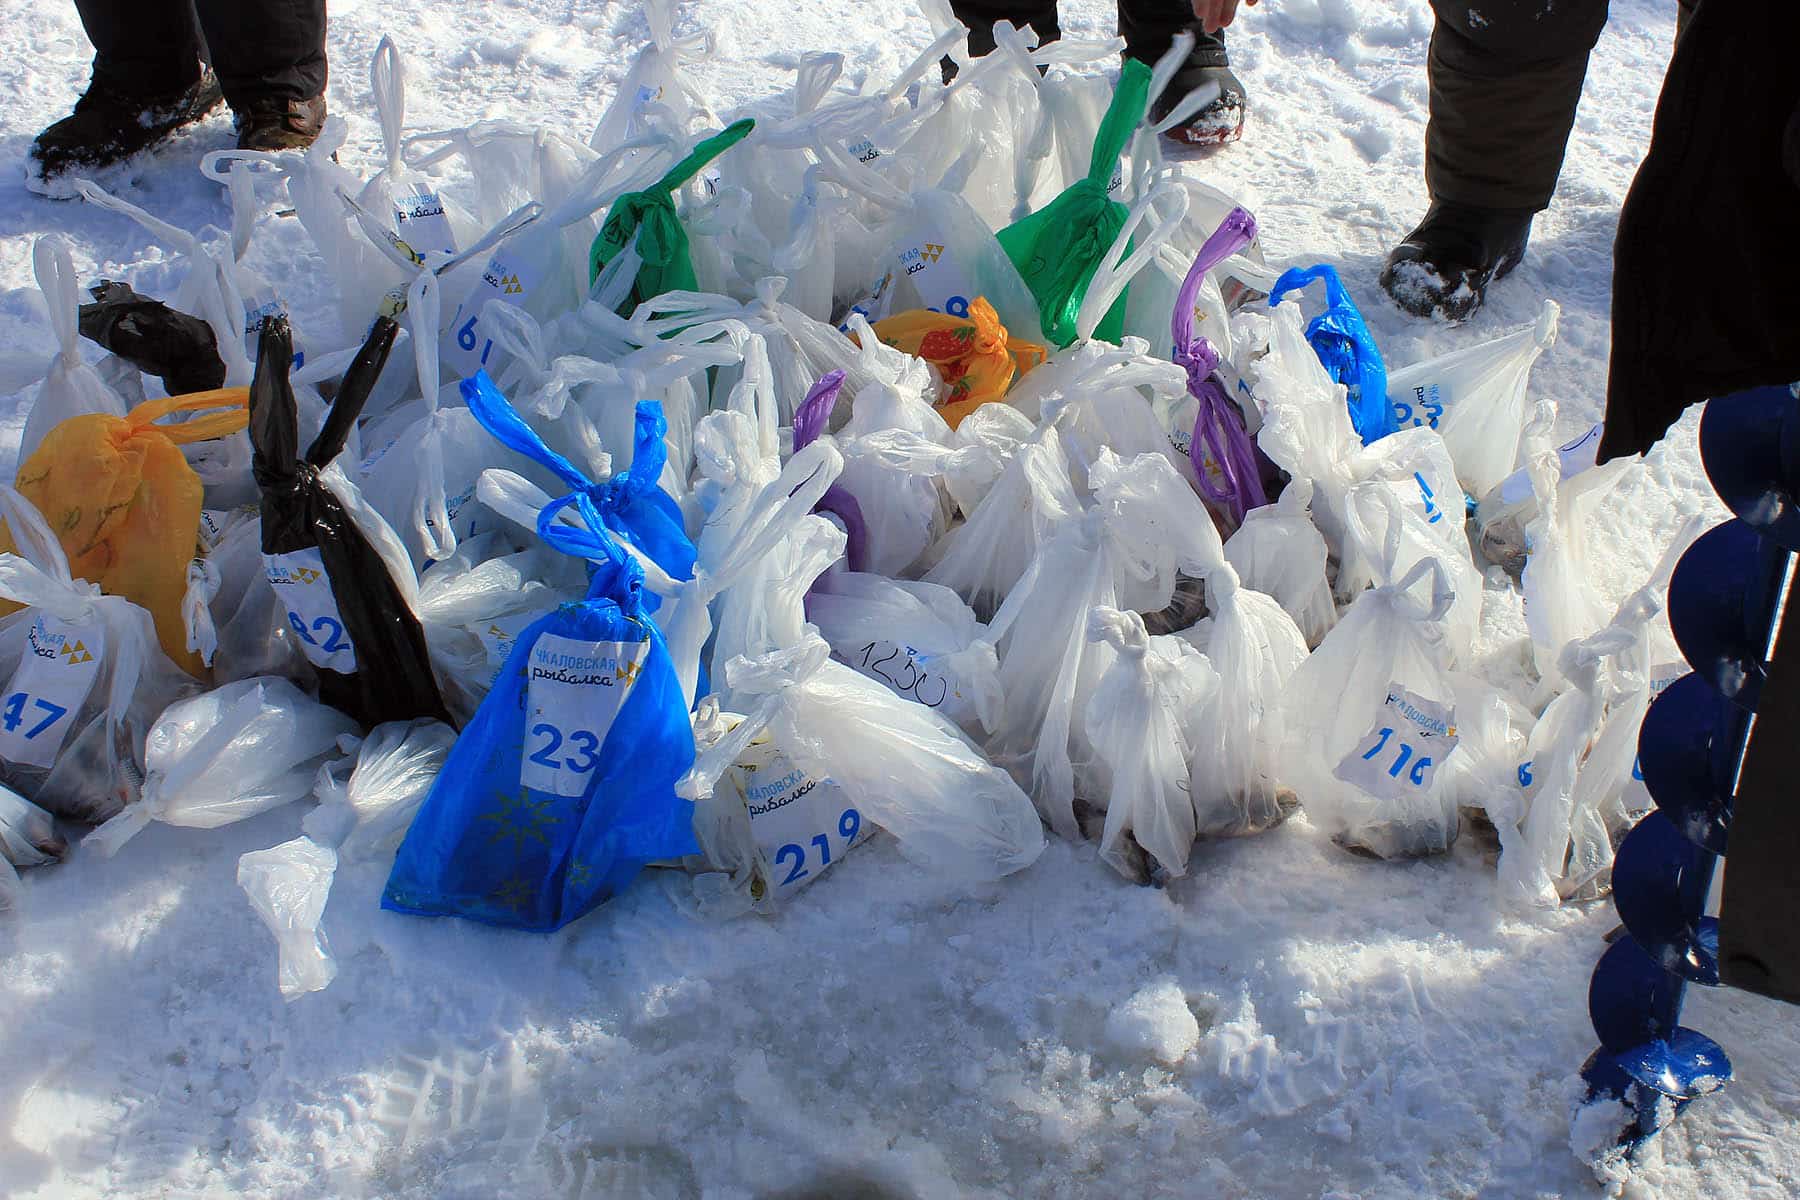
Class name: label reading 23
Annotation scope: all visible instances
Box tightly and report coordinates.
[520,631,649,797]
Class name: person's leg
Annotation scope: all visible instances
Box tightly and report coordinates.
[949,0,1061,58]
[191,0,327,109]
[191,0,328,150]
[1424,20,1601,212]
[73,0,205,95]
[29,1,221,189]
[1118,0,1244,144]
[1382,0,1610,319]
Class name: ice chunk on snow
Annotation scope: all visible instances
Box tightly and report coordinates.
[1105,979,1201,1065]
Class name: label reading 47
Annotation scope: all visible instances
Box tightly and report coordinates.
[0,615,104,768]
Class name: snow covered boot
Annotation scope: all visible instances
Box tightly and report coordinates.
[28,69,223,192]
[1156,64,1248,146]
[1380,200,1534,322]
[235,94,327,152]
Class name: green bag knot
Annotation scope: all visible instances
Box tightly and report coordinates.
[588,118,758,315]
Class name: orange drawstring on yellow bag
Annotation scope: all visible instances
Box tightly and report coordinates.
[868,297,1046,429]
[2,387,251,677]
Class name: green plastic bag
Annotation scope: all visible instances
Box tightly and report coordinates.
[997,61,1151,347]
[588,119,756,316]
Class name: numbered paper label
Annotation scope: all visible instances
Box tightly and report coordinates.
[1392,383,1446,432]
[893,221,976,318]
[443,253,536,378]
[392,186,457,258]
[264,548,357,673]
[521,631,648,798]
[730,735,867,896]
[842,639,980,730]
[0,616,104,768]
[1334,685,1459,799]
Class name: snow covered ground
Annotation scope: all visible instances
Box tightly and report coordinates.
[1,0,1797,1197]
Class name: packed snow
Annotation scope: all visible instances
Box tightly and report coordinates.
[1,1,1797,1198]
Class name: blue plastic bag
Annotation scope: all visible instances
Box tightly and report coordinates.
[381,493,698,931]
[1269,265,1395,445]
[462,371,697,592]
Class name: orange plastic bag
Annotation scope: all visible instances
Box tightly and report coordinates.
[3,388,250,676]
[869,297,1046,429]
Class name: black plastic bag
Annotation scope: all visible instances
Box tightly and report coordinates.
[251,315,450,728]
[78,281,227,396]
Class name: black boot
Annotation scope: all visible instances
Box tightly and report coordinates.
[28,69,223,193]
[235,94,327,152]
[1155,64,1247,146]
[1380,200,1534,321]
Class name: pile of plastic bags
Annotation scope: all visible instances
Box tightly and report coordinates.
[0,0,1680,1000]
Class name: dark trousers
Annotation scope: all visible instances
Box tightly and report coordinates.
[949,0,1228,79]
[75,0,327,109]
[1424,0,1612,212]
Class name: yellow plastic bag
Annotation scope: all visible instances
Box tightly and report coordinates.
[3,388,250,676]
[869,298,1046,429]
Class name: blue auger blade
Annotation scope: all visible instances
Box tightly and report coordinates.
[1639,673,1735,854]
[1590,933,1677,1051]
[1611,812,1723,985]
[1668,519,1782,710]
[1581,1036,1730,1121]
[1610,1028,1733,1105]
[1700,384,1800,553]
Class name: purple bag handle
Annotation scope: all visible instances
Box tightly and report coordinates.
[793,370,870,573]
[1171,208,1266,525]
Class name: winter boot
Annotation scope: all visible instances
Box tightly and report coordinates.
[1155,65,1248,146]
[1380,200,1534,322]
[235,94,327,152]
[28,69,223,191]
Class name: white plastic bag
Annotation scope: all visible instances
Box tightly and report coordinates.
[17,238,126,466]
[302,717,456,861]
[0,783,65,913]
[1494,523,1698,905]
[1223,479,1337,647]
[237,719,453,999]
[86,677,359,856]
[1084,607,1217,880]
[806,571,1004,737]
[1386,300,1560,499]
[987,448,1224,837]
[238,837,339,1000]
[1186,563,1309,838]
[1257,301,1477,644]
[417,537,581,723]
[685,632,1045,883]
[0,486,197,824]
[680,698,870,915]
[1521,451,1645,696]
[924,424,1084,620]
[832,317,957,577]
[1283,556,1464,859]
